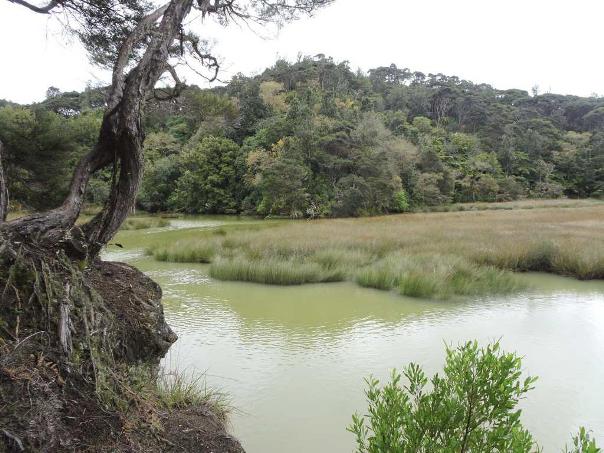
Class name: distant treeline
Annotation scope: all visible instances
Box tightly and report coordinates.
[1,56,603,216]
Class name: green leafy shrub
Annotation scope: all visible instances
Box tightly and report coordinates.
[349,341,599,452]
[565,427,601,453]
[392,189,410,213]
[349,341,538,452]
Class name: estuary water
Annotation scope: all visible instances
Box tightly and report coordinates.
[105,217,604,452]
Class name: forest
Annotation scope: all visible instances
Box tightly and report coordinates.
[2,55,603,218]
[1,0,604,448]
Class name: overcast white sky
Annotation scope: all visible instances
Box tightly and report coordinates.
[1,0,603,104]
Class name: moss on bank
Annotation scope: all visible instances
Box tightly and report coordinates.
[0,237,242,452]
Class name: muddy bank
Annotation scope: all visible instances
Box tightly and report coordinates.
[0,238,243,452]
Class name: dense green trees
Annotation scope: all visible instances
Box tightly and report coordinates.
[0,104,101,209]
[5,56,604,216]
[171,136,246,214]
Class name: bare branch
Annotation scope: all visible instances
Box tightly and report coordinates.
[182,34,220,82]
[192,0,333,24]
[149,64,187,101]
[6,0,60,14]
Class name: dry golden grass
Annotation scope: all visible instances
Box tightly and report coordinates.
[429,197,603,212]
[150,201,603,298]
[211,203,600,259]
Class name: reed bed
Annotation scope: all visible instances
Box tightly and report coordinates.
[122,217,170,230]
[150,200,604,299]
[152,240,216,263]
[355,254,521,298]
[209,258,344,285]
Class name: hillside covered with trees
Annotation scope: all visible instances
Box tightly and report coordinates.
[2,55,603,217]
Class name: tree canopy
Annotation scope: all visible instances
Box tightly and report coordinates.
[2,56,604,219]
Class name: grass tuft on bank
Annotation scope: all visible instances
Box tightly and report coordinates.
[475,240,604,280]
[157,369,230,421]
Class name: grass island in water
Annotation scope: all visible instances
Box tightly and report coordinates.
[145,199,604,300]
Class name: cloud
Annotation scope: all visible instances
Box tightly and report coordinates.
[1,0,602,104]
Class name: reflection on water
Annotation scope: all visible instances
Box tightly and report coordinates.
[111,220,604,453]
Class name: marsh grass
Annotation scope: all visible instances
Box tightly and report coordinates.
[150,201,604,298]
[356,255,521,299]
[152,240,216,263]
[416,197,603,213]
[122,217,170,230]
[209,258,345,285]
[311,248,376,271]
[475,240,604,280]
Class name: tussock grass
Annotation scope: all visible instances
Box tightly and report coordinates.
[157,369,229,421]
[356,266,399,291]
[209,258,345,285]
[151,241,216,263]
[311,248,375,270]
[122,217,170,230]
[356,255,521,299]
[475,240,604,280]
[150,201,604,298]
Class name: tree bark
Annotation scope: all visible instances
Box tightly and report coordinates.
[0,141,8,222]
[1,0,193,258]
[83,0,193,256]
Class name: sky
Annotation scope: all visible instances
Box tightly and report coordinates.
[1,0,603,104]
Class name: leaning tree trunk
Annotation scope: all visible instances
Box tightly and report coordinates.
[1,0,193,258]
[0,141,8,222]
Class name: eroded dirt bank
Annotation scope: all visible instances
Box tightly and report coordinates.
[0,238,243,452]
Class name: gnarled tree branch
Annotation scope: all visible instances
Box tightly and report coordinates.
[184,34,220,82]
[7,0,60,14]
[108,3,170,109]
[82,0,195,257]
[148,64,187,101]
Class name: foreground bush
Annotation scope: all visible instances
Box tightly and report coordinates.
[349,341,600,453]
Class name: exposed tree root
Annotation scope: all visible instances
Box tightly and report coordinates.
[0,237,243,452]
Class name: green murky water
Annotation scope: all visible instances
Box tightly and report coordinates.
[105,217,604,452]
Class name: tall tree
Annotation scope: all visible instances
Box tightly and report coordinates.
[2,0,332,256]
